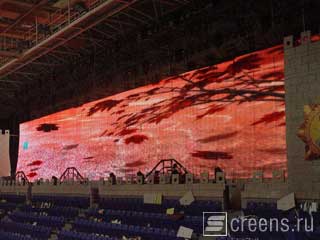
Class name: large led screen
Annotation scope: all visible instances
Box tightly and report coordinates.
[17,44,287,180]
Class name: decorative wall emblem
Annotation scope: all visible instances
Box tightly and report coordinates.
[298,105,320,160]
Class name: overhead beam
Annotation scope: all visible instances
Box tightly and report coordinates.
[14,71,38,76]
[0,50,20,58]
[53,0,85,9]
[4,0,59,11]
[4,0,36,8]
[0,0,49,35]
[3,3,53,19]
[38,46,80,56]
[0,78,22,84]
[128,6,155,21]
[0,29,29,40]
[108,18,136,27]
[0,22,27,32]
[0,0,138,77]
[31,61,59,66]
[120,11,147,24]
[91,28,115,39]
[0,9,49,25]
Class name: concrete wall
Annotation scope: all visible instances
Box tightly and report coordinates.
[0,179,226,206]
[0,117,19,175]
[241,181,289,208]
[284,31,320,197]
[240,31,320,205]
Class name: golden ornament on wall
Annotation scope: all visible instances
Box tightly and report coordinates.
[298,105,320,160]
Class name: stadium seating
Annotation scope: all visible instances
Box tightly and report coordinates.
[0,220,52,239]
[32,195,90,208]
[2,195,319,240]
[73,218,179,240]
[0,231,33,240]
[100,197,222,215]
[0,202,16,211]
[0,194,26,204]
[21,204,80,219]
[0,194,222,239]
[58,230,117,240]
[9,210,65,228]
[85,209,203,233]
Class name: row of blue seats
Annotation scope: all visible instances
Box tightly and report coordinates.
[3,194,221,216]
[0,230,32,240]
[32,196,90,208]
[21,205,79,218]
[58,230,118,240]
[9,210,65,228]
[0,202,16,211]
[73,218,181,240]
[86,209,202,233]
[0,220,52,239]
[87,208,203,220]
[246,202,277,210]
[244,201,279,218]
[100,198,221,208]
[0,194,26,204]
[100,198,221,215]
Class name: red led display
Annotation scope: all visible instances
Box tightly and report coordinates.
[17,44,287,180]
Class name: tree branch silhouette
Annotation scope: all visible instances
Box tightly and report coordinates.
[90,55,285,136]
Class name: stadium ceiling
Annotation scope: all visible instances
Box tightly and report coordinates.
[0,0,319,120]
[0,0,193,117]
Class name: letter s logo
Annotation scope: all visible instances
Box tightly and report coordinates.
[205,215,226,232]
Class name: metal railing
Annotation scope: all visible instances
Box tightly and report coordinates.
[0,0,114,66]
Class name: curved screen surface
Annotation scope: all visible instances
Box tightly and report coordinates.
[17,44,286,180]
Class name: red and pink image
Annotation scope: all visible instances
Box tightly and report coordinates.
[17,44,286,180]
